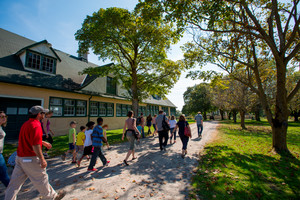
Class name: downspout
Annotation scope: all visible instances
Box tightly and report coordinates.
[88,95,92,122]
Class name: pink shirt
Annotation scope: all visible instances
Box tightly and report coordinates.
[126,118,136,130]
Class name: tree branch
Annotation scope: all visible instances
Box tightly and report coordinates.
[287,80,300,102]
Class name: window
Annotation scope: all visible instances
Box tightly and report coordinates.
[90,102,98,116]
[116,104,131,117]
[49,97,87,117]
[138,106,146,116]
[170,108,176,116]
[107,103,114,116]
[26,50,56,74]
[64,99,75,116]
[50,98,63,116]
[99,103,106,116]
[106,77,117,95]
[116,104,122,117]
[76,100,86,116]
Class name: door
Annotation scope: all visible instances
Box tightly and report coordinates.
[0,97,41,140]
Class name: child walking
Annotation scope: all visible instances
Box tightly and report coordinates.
[102,124,110,150]
[87,118,110,171]
[62,121,77,163]
[77,121,95,167]
[76,126,86,167]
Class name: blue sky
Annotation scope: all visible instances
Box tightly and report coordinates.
[0,0,204,110]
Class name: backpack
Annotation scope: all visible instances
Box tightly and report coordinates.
[162,116,170,131]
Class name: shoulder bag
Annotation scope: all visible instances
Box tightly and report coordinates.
[184,121,191,137]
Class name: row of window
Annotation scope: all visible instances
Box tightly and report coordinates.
[49,97,172,117]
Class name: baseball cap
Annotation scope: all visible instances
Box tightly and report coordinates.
[29,106,49,115]
[70,121,77,125]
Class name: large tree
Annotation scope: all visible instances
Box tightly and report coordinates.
[75,7,184,116]
[182,83,214,119]
[138,0,300,152]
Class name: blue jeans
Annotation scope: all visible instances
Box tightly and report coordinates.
[0,153,10,187]
[170,128,177,141]
[88,146,107,169]
[197,124,203,136]
[179,135,189,150]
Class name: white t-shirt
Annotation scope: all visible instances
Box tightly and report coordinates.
[84,129,93,147]
[169,120,177,128]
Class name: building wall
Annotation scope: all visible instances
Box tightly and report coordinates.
[0,82,156,138]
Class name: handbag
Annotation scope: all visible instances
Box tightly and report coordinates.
[125,118,140,139]
[162,116,170,131]
[184,122,191,137]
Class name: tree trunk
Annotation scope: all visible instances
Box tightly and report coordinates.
[203,112,207,120]
[291,111,299,122]
[232,111,237,123]
[240,110,246,129]
[131,68,139,117]
[255,109,261,121]
[228,112,231,120]
[220,109,224,120]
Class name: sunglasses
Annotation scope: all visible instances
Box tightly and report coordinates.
[40,112,46,114]
[0,115,8,119]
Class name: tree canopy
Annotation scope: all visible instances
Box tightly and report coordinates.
[137,0,300,152]
[75,7,184,115]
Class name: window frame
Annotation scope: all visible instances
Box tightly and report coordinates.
[89,101,115,117]
[106,77,117,95]
[49,97,87,117]
[25,50,57,74]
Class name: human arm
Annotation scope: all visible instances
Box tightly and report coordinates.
[172,125,178,134]
[42,118,48,138]
[32,145,47,168]
[122,122,127,141]
[42,141,52,149]
[187,124,192,139]
[49,129,54,136]
[72,129,76,145]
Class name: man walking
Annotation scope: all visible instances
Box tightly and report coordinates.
[195,112,203,138]
[5,106,64,200]
[155,110,169,151]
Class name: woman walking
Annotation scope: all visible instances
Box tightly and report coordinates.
[0,111,10,187]
[122,111,141,166]
[169,115,177,144]
[172,115,192,158]
[146,114,152,135]
[42,110,54,158]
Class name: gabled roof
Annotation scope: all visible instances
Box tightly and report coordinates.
[15,40,61,62]
[0,28,177,108]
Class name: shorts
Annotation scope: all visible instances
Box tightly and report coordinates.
[76,145,84,153]
[69,143,75,150]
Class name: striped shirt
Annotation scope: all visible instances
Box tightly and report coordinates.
[92,125,103,147]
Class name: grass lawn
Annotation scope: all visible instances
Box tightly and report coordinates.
[190,119,300,199]
[3,126,157,160]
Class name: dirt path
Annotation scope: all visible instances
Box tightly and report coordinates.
[0,121,219,200]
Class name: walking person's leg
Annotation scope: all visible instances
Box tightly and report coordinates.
[88,147,98,170]
[158,131,163,150]
[197,124,200,137]
[5,157,29,200]
[142,127,145,138]
[170,128,174,143]
[97,147,108,166]
[200,124,203,136]
[22,157,57,199]
[0,153,10,187]
[162,131,168,149]
[174,130,177,142]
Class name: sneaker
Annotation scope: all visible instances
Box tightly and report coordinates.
[123,160,129,166]
[61,153,66,161]
[54,190,66,200]
[77,161,81,168]
[87,168,97,171]
[71,160,77,164]
[105,161,110,166]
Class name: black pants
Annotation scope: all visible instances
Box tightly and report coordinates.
[88,146,107,170]
[158,130,169,150]
[42,134,53,151]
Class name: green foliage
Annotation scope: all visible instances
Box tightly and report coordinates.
[75,7,184,101]
[190,120,300,199]
[182,83,215,116]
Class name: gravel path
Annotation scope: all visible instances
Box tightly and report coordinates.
[0,121,219,200]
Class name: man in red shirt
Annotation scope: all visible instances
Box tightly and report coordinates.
[5,106,65,200]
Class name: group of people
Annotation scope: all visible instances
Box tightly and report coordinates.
[0,105,204,200]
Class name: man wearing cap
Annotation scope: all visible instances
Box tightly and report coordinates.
[5,106,65,200]
[195,111,204,138]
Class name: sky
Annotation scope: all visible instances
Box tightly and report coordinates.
[0,0,207,111]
